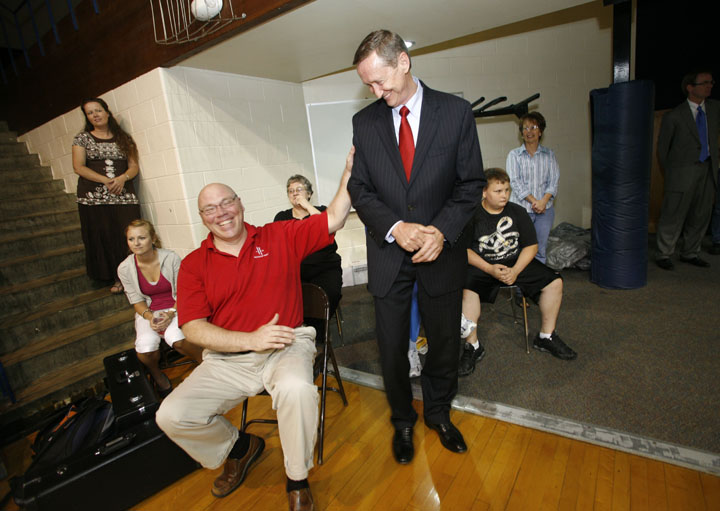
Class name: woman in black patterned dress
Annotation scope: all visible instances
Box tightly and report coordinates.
[71,98,141,293]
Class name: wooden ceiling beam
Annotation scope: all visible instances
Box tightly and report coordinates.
[0,0,314,134]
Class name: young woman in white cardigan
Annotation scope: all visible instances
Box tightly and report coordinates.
[117,219,202,396]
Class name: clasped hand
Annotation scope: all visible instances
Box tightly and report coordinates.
[150,311,172,332]
[247,313,295,351]
[490,264,517,285]
[392,222,445,263]
[105,177,125,196]
[531,199,547,214]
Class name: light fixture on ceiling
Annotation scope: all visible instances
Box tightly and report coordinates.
[404,40,415,49]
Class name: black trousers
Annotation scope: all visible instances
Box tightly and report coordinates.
[79,203,141,281]
[374,256,462,429]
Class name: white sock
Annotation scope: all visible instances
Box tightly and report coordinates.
[539,332,552,339]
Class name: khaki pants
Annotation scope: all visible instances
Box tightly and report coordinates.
[156,326,318,480]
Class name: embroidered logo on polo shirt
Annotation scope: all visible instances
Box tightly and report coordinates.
[253,246,269,258]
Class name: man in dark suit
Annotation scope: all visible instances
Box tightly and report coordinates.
[656,70,719,269]
[347,30,485,464]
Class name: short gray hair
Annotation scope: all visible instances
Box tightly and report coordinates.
[286,174,313,196]
[353,29,411,69]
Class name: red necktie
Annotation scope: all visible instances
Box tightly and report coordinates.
[399,106,414,181]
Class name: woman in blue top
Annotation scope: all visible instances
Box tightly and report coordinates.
[506,112,559,264]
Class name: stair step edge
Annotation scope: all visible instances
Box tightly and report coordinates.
[3,287,118,328]
[1,340,136,411]
[1,308,135,367]
[0,244,84,269]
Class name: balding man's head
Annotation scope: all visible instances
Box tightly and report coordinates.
[198,183,236,210]
[197,183,246,245]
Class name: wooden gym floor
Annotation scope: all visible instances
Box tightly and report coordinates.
[2,362,719,510]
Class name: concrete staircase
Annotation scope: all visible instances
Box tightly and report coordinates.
[0,121,135,440]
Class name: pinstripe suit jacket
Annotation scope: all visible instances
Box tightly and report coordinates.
[348,83,485,298]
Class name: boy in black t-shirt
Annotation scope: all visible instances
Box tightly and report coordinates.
[459,168,576,376]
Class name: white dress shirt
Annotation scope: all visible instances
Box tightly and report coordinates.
[386,77,423,242]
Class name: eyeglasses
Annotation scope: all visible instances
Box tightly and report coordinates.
[199,195,238,216]
[522,125,539,132]
[693,80,715,86]
[287,186,306,195]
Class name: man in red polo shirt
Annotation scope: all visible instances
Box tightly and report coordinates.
[156,149,354,511]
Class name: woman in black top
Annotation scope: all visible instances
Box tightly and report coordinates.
[274,174,342,317]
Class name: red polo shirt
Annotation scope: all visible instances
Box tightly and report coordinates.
[177,212,334,332]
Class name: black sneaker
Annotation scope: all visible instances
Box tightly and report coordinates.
[458,342,485,376]
[533,332,577,360]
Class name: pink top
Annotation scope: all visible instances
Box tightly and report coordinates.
[136,256,175,310]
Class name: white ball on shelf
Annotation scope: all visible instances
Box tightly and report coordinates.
[190,0,223,22]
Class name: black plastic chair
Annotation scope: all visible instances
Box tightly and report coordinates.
[0,361,16,404]
[332,303,345,346]
[240,283,348,464]
[158,341,196,370]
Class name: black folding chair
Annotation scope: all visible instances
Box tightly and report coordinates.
[499,285,530,354]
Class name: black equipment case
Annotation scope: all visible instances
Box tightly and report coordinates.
[103,350,160,429]
[12,349,199,510]
[12,418,199,511]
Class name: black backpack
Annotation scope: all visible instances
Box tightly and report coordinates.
[28,397,115,474]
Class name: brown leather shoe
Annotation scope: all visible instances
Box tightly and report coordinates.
[211,435,265,498]
[287,487,314,511]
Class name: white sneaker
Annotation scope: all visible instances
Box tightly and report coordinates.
[408,348,422,377]
[460,313,477,339]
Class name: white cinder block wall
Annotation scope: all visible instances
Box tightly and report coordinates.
[303,14,612,231]
[18,69,169,198]
[18,67,349,261]
[18,68,187,252]
[158,66,324,257]
[20,11,611,279]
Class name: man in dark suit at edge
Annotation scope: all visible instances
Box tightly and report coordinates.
[347,29,485,464]
[656,70,719,268]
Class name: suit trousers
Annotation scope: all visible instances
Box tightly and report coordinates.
[711,168,720,244]
[374,256,462,429]
[656,162,715,259]
[155,326,318,480]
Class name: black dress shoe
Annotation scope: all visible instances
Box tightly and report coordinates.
[679,256,710,267]
[656,258,674,270]
[426,421,467,453]
[392,427,414,464]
